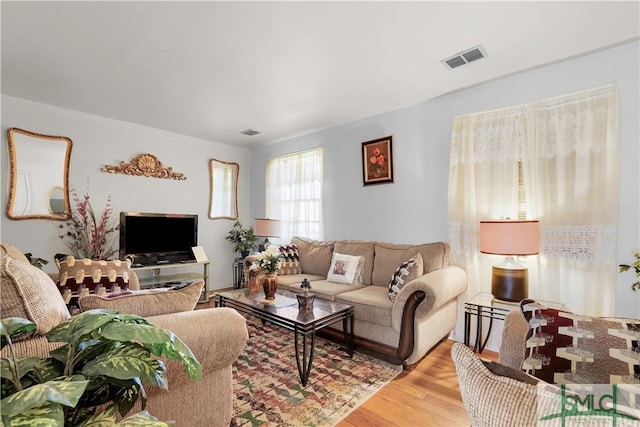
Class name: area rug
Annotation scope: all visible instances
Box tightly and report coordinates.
[231,316,402,427]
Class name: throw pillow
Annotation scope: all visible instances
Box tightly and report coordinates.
[277,244,302,275]
[388,253,423,301]
[326,252,365,285]
[78,280,204,317]
[55,256,132,293]
[1,256,71,341]
[520,299,640,384]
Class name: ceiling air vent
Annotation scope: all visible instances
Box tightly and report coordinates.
[239,128,260,136]
[442,45,488,70]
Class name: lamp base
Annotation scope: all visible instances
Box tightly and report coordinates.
[491,265,528,303]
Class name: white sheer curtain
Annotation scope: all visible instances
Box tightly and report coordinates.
[266,147,324,243]
[523,85,620,316]
[448,84,619,317]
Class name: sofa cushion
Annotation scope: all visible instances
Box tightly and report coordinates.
[78,281,204,316]
[388,253,423,301]
[333,240,375,285]
[275,273,326,288]
[327,252,364,285]
[1,255,71,341]
[55,256,132,293]
[295,279,366,302]
[291,237,334,276]
[371,243,421,287]
[277,244,302,275]
[336,286,393,327]
[520,299,640,384]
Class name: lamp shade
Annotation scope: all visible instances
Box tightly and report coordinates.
[479,220,540,256]
[253,218,281,238]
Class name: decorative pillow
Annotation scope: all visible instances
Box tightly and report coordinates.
[388,253,423,301]
[277,244,302,275]
[55,256,132,293]
[78,281,204,317]
[326,252,365,285]
[520,299,640,384]
[1,256,71,341]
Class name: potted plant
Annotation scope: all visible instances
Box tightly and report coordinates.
[1,309,201,426]
[225,221,256,257]
[619,250,640,291]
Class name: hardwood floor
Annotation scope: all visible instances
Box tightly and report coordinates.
[199,294,498,427]
[337,339,498,427]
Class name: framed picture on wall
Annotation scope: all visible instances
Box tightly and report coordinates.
[361,135,393,186]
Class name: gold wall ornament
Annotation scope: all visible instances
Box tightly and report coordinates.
[101,153,187,180]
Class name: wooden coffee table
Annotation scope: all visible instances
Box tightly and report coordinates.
[214,288,354,386]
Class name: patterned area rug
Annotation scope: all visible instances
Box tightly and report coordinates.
[231,316,402,427]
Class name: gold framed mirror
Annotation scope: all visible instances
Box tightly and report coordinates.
[6,128,72,220]
[209,158,238,220]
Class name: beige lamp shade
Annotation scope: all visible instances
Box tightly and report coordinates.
[254,218,281,238]
[479,220,540,256]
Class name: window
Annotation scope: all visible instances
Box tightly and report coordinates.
[265,147,323,242]
[448,84,619,317]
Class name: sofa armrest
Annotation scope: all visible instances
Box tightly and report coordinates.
[148,307,248,387]
[391,265,467,331]
[498,310,530,370]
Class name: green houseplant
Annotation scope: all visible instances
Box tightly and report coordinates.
[1,309,202,426]
[225,221,256,257]
[619,250,640,291]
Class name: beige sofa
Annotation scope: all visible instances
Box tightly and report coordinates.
[247,237,467,368]
[1,243,248,427]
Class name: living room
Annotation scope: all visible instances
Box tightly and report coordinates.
[1,2,639,425]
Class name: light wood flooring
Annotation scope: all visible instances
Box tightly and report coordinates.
[338,339,498,427]
[199,294,498,426]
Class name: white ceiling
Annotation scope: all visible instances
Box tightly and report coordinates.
[2,1,639,147]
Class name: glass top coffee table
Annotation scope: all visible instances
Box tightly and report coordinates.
[214,289,354,386]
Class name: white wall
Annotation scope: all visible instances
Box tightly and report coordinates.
[250,40,640,320]
[1,96,252,290]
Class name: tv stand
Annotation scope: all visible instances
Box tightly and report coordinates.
[132,261,210,303]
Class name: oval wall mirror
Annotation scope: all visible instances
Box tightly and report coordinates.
[6,128,72,220]
[209,158,239,220]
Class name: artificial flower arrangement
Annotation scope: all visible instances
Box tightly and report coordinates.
[251,245,284,275]
[225,221,256,255]
[619,250,640,291]
[58,185,119,260]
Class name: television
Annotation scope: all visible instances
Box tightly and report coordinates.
[119,212,198,266]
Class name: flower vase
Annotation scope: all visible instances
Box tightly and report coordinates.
[263,273,278,300]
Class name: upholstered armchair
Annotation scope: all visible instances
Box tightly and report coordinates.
[1,242,248,426]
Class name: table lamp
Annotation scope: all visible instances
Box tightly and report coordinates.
[479,220,540,302]
[254,218,281,251]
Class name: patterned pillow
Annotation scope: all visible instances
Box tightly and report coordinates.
[277,244,302,275]
[326,252,365,284]
[388,253,423,301]
[520,299,640,384]
[55,256,132,293]
[1,256,71,341]
[78,281,204,317]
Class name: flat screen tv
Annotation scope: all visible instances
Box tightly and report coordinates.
[119,212,198,266]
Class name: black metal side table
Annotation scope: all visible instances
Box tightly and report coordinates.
[233,258,245,288]
[464,292,564,353]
